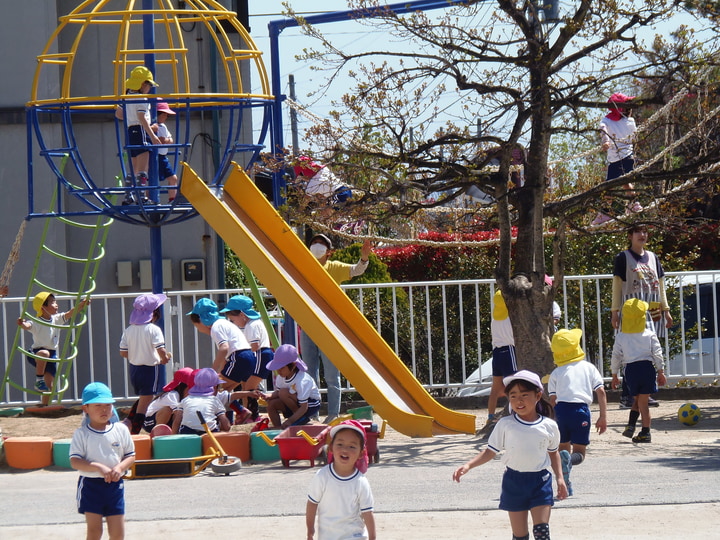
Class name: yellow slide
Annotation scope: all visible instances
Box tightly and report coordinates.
[181,163,476,437]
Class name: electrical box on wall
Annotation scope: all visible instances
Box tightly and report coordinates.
[139,259,173,290]
[181,259,205,290]
[116,261,133,287]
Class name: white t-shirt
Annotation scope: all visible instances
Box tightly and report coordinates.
[305,167,347,197]
[146,390,181,417]
[177,394,226,432]
[548,360,604,405]
[283,370,321,408]
[210,318,251,357]
[600,115,636,163]
[69,421,135,478]
[156,122,170,155]
[491,317,514,349]
[119,323,166,366]
[611,330,664,375]
[307,463,374,540]
[124,93,150,127]
[487,413,560,472]
[27,313,68,350]
[242,318,271,349]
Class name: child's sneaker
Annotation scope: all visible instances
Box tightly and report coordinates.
[619,396,633,409]
[34,379,49,392]
[622,425,635,438]
[632,432,651,443]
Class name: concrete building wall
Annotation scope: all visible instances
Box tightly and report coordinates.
[0,1,259,399]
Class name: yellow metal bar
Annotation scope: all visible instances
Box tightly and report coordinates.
[180,164,476,437]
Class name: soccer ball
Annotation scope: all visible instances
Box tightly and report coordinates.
[677,403,702,426]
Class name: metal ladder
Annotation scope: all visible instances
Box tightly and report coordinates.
[0,182,114,405]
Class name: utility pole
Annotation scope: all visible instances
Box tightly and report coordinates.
[289,74,299,153]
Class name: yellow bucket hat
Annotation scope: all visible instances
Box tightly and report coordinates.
[621,298,649,333]
[32,291,52,317]
[551,328,585,366]
[125,66,158,91]
[492,290,508,321]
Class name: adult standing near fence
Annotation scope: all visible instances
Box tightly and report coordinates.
[300,233,373,423]
[611,223,673,407]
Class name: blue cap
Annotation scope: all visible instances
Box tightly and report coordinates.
[82,382,115,405]
[219,295,260,319]
[187,298,221,326]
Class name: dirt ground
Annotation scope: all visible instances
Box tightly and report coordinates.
[1,397,718,460]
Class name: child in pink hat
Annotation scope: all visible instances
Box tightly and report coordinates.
[139,367,195,435]
[306,419,375,540]
[119,293,171,433]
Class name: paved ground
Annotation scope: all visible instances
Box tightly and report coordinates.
[2,399,719,539]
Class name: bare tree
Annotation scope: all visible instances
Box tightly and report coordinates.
[284,0,720,374]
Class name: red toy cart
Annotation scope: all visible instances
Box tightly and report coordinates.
[274,425,330,467]
[357,420,386,464]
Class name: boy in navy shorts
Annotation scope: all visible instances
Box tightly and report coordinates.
[611,299,666,443]
[187,298,260,418]
[17,291,90,405]
[548,328,608,495]
[70,382,135,540]
[486,290,517,425]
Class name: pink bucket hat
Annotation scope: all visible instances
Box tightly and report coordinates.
[129,293,167,325]
[162,367,195,392]
[156,101,176,115]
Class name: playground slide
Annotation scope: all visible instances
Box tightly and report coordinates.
[181,163,476,437]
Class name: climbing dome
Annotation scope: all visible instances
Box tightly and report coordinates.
[27,0,274,226]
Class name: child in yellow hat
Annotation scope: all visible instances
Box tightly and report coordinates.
[17,292,90,404]
[610,299,666,443]
[548,328,608,495]
[116,66,162,204]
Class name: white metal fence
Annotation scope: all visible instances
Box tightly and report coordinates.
[2,270,719,406]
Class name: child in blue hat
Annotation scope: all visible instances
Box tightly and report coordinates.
[187,298,257,421]
[221,294,274,420]
[70,382,135,540]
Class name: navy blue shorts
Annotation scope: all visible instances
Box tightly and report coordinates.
[606,156,634,181]
[331,186,352,205]
[128,125,151,157]
[554,402,591,446]
[221,349,257,383]
[280,403,321,426]
[27,348,58,376]
[178,424,218,435]
[158,154,175,180]
[499,467,554,512]
[129,364,165,396]
[624,360,658,396]
[254,347,273,380]
[76,476,125,516]
[491,345,517,377]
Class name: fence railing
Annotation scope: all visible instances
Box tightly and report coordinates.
[2,270,719,406]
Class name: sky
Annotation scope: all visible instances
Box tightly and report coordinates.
[245,1,713,154]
